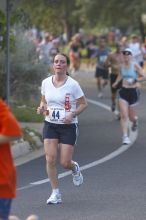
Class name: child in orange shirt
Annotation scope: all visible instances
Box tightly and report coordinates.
[0,99,22,220]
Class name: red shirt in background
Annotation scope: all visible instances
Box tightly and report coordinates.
[0,99,22,198]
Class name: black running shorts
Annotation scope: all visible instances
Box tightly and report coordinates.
[43,121,78,146]
[118,87,140,106]
[95,67,108,79]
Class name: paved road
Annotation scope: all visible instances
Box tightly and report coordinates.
[11,69,146,220]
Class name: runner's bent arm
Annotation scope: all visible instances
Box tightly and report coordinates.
[135,64,146,82]
[0,135,21,144]
[37,95,48,115]
[112,72,122,88]
[74,96,88,116]
[104,54,112,68]
[64,96,88,124]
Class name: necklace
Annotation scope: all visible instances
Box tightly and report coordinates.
[52,75,68,88]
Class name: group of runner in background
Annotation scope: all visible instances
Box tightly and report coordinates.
[27,27,146,145]
[27,27,146,75]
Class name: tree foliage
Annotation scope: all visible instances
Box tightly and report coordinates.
[1,0,146,102]
[20,0,82,39]
[78,0,146,38]
[1,0,146,41]
[10,30,48,102]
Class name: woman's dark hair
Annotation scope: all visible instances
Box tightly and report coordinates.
[53,53,70,66]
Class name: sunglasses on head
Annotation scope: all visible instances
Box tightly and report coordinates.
[123,51,132,55]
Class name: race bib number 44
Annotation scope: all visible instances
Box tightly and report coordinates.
[49,107,65,122]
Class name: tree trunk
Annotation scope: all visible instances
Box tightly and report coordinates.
[138,17,145,42]
[62,19,72,42]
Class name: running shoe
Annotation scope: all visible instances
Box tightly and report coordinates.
[131,119,138,132]
[114,111,121,120]
[46,192,62,204]
[111,103,116,112]
[72,161,83,186]
[98,92,103,98]
[122,136,131,145]
[115,113,121,120]
[102,81,108,88]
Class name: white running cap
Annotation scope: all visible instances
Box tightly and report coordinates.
[122,48,133,55]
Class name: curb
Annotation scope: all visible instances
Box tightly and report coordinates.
[11,135,43,160]
[12,141,31,159]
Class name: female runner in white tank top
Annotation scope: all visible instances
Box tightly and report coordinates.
[112,48,146,145]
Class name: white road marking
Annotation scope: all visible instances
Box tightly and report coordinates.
[87,98,111,111]
[17,98,137,190]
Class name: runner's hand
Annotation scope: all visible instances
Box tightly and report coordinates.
[37,106,49,115]
[63,112,74,124]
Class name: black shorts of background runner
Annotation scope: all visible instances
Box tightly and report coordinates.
[118,87,140,106]
[110,73,122,93]
[43,121,78,145]
[95,67,109,79]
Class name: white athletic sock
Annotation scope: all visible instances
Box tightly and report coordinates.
[52,188,60,195]
[71,161,77,172]
[134,116,138,121]
[123,134,128,137]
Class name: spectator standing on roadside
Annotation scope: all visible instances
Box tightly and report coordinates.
[129,35,145,68]
[37,53,88,204]
[121,36,129,50]
[48,39,60,71]
[40,33,53,64]
[0,99,22,220]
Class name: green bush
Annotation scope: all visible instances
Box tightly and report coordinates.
[11,106,44,122]
[0,27,49,103]
[22,127,42,150]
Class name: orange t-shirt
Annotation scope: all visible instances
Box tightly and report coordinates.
[0,99,22,198]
